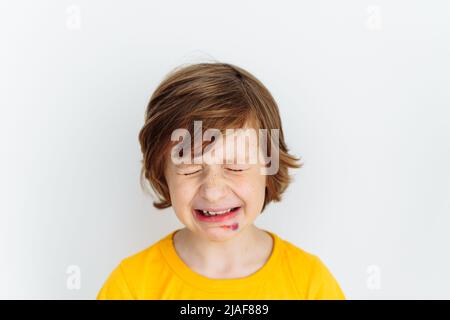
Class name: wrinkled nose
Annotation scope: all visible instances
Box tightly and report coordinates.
[199,168,229,202]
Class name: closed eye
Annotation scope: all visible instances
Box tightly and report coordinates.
[182,169,202,176]
[226,167,248,172]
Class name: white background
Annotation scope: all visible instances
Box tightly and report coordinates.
[1,0,449,299]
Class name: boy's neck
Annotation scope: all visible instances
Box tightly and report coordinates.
[173,225,273,279]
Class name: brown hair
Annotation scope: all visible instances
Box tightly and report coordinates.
[138,62,303,212]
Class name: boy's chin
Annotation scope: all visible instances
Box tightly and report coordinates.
[192,214,244,241]
[200,224,243,241]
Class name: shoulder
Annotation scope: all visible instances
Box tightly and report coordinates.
[119,234,169,274]
[278,236,319,267]
[96,231,173,300]
[275,233,346,300]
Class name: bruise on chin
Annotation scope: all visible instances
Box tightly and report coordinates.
[221,223,239,231]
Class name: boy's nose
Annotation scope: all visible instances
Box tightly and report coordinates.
[199,170,229,202]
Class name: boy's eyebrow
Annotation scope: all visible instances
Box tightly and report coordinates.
[225,152,251,164]
[173,163,201,168]
[173,153,253,166]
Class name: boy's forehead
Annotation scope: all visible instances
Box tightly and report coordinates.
[195,129,258,160]
[169,125,262,165]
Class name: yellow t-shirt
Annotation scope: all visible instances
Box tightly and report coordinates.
[97,229,345,300]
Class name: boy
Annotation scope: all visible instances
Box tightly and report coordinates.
[97,62,345,299]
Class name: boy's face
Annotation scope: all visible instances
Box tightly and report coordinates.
[164,125,267,241]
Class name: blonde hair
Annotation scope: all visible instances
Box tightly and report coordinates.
[138,62,303,212]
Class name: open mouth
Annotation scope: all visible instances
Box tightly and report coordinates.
[193,206,241,222]
[195,207,240,216]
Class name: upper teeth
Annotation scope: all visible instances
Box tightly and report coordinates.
[200,208,233,216]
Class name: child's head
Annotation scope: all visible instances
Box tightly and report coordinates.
[139,62,302,239]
